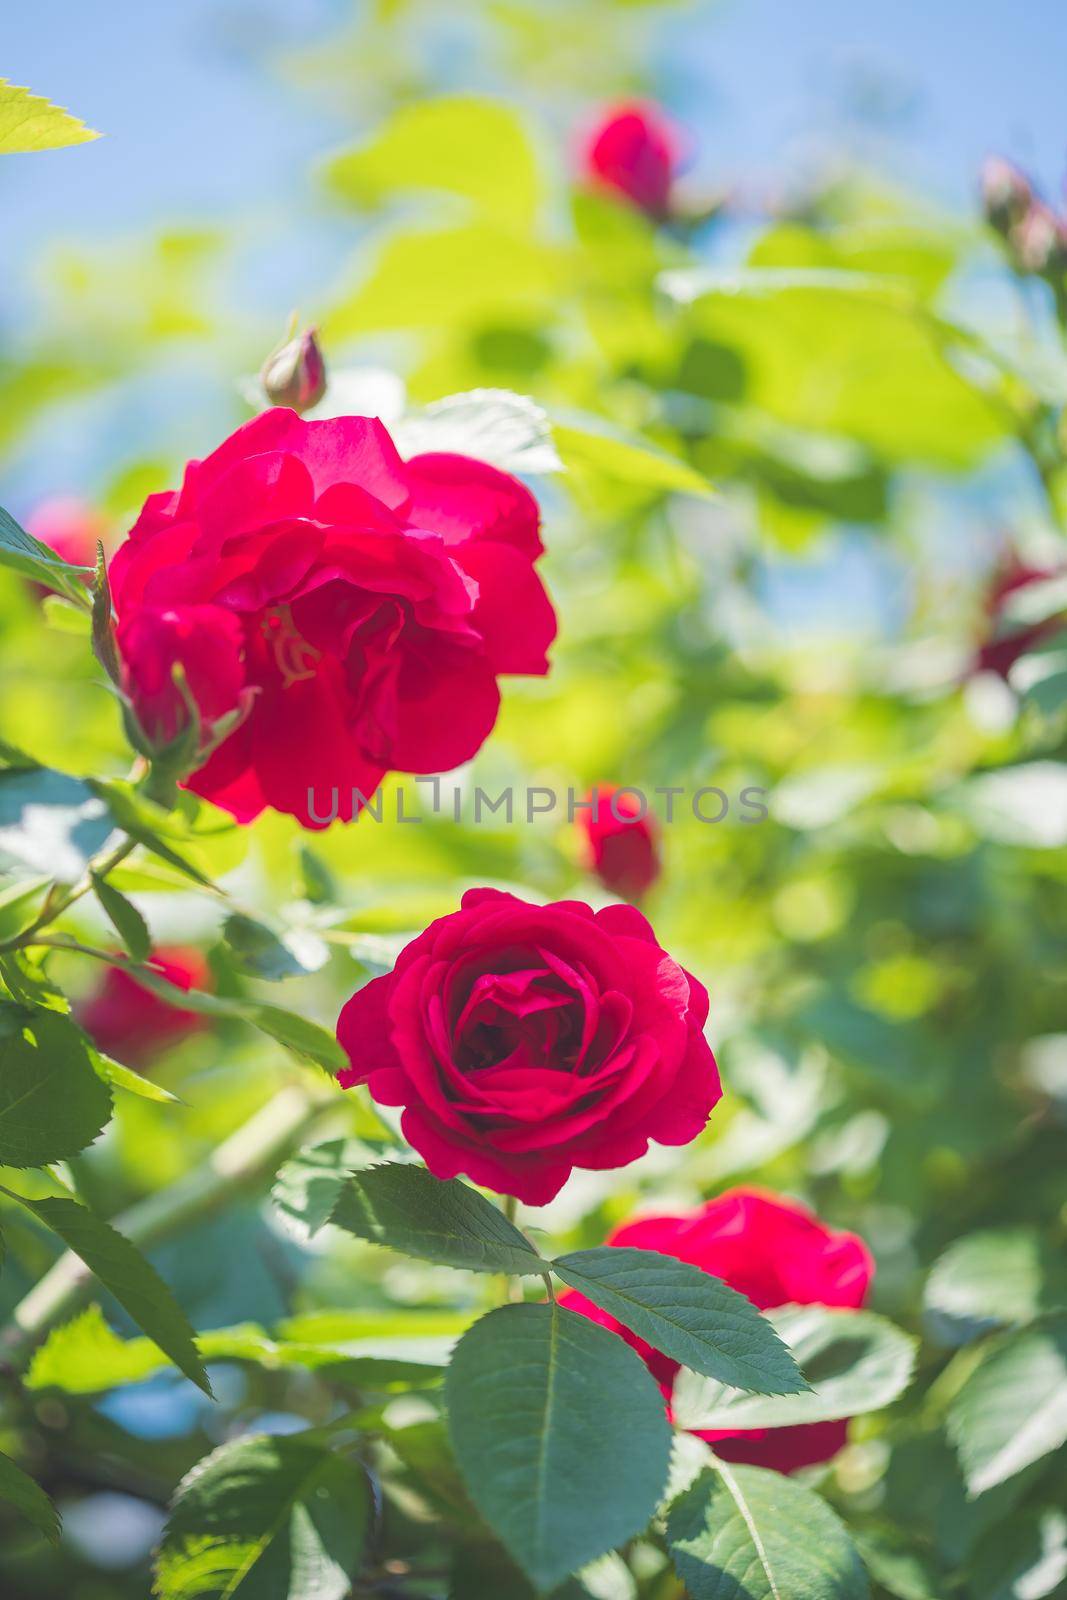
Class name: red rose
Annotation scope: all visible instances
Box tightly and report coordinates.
[974,553,1065,680]
[581,101,684,219]
[560,1187,874,1474]
[108,410,556,827]
[579,785,662,901]
[77,947,210,1068]
[118,604,247,749]
[336,888,720,1204]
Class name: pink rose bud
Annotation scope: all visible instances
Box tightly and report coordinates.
[561,1188,873,1475]
[260,327,327,413]
[578,785,662,901]
[77,947,210,1068]
[1011,201,1067,278]
[581,101,686,220]
[980,155,1032,236]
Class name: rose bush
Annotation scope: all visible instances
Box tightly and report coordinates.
[110,409,556,826]
[561,1187,874,1472]
[336,887,720,1203]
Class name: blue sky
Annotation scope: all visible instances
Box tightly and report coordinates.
[2,0,1066,285]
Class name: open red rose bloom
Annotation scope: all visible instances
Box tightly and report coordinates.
[109,409,556,826]
[561,1187,874,1473]
[336,889,721,1204]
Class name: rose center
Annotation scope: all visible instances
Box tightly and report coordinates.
[261,605,322,688]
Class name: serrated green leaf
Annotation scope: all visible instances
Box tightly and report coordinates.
[91,871,151,960]
[0,502,93,604]
[925,1229,1067,1345]
[324,93,540,228]
[9,1193,211,1396]
[272,1137,403,1240]
[671,1304,915,1430]
[394,388,562,474]
[0,80,98,154]
[667,1462,870,1599]
[446,1302,672,1591]
[553,1246,807,1395]
[154,1433,371,1600]
[0,1449,60,1544]
[947,1316,1067,1496]
[0,1005,112,1167]
[330,1163,546,1276]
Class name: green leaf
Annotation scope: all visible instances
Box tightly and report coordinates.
[0,1005,112,1167]
[853,1525,941,1600]
[553,413,716,500]
[91,871,151,960]
[90,1047,181,1104]
[552,1247,807,1394]
[126,964,347,1073]
[660,268,1006,468]
[222,911,328,981]
[0,1449,60,1544]
[947,1315,1067,1496]
[0,503,93,607]
[0,79,99,154]
[272,1137,402,1240]
[671,1304,915,1430]
[925,1229,1067,1345]
[330,1163,546,1276]
[27,1304,453,1396]
[446,1302,672,1592]
[394,388,562,475]
[968,1507,1067,1600]
[667,1463,870,1599]
[0,765,115,881]
[154,1433,371,1600]
[324,94,540,228]
[10,1193,211,1396]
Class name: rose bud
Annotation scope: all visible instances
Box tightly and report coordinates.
[336,889,720,1205]
[77,946,210,1068]
[260,327,327,414]
[581,101,685,220]
[108,412,555,827]
[1011,200,1067,278]
[25,497,107,598]
[116,604,249,769]
[973,552,1066,679]
[980,155,1032,236]
[561,1188,874,1474]
[578,785,661,901]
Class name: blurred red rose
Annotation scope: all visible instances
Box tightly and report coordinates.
[581,101,684,218]
[974,553,1065,680]
[25,497,107,598]
[77,947,210,1068]
[560,1187,874,1474]
[579,785,662,900]
[108,410,555,827]
[336,888,720,1204]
